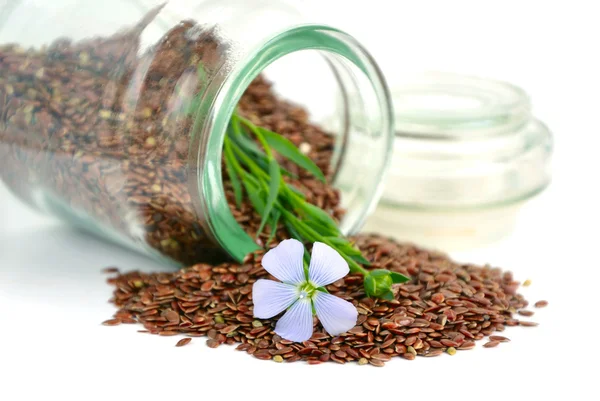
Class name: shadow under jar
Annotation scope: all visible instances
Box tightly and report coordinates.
[0,0,393,265]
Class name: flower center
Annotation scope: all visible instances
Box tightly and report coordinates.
[298,282,317,299]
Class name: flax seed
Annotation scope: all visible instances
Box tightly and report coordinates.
[176,338,192,347]
[102,234,539,366]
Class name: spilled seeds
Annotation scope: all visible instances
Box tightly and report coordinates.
[104,234,543,366]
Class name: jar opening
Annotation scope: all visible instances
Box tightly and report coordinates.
[189,25,393,262]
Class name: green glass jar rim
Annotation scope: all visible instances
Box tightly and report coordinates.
[188,24,393,262]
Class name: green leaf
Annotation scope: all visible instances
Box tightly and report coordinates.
[323,237,371,266]
[242,179,266,216]
[229,139,269,181]
[324,237,350,247]
[305,219,340,238]
[256,125,326,183]
[232,146,295,179]
[316,286,329,293]
[257,157,281,235]
[230,119,297,179]
[283,219,304,243]
[390,272,410,284]
[266,209,281,245]
[380,291,395,301]
[364,274,376,297]
[230,121,264,156]
[281,211,317,242]
[224,152,243,208]
[290,220,316,243]
[288,184,306,200]
[300,202,340,233]
[369,269,391,278]
[279,166,298,179]
[349,254,371,266]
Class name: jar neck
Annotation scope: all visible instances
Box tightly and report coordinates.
[189,25,394,261]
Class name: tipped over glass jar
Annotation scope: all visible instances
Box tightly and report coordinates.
[0,0,393,265]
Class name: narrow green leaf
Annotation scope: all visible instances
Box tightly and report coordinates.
[349,254,372,266]
[390,272,410,284]
[231,148,294,179]
[289,220,317,243]
[288,184,306,200]
[300,202,340,233]
[323,237,371,265]
[283,186,306,210]
[230,120,264,156]
[257,157,281,234]
[266,209,281,246]
[305,219,340,238]
[254,125,326,183]
[231,119,297,178]
[243,179,266,216]
[224,153,243,208]
[229,138,269,181]
[316,286,329,293]
[324,237,350,247]
[283,218,304,243]
[380,291,395,301]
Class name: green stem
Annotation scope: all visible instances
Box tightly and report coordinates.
[228,137,270,182]
[243,118,274,160]
[220,111,409,298]
[223,136,246,178]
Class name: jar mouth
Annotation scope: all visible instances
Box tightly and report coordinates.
[188,25,393,262]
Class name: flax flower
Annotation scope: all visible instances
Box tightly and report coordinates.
[252,239,358,342]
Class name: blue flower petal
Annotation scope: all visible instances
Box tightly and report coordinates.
[313,291,357,336]
[308,242,349,287]
[274,298,313,342]
[261,239,306,285]
[252,279,298,319]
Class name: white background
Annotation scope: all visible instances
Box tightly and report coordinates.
[1,0,599,400]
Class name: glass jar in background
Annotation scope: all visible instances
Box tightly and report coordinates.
[361,72,552,250]
[0,0,393,265]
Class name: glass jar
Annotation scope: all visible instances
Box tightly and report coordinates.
[361,72,552,250]
[0,0,393,265]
